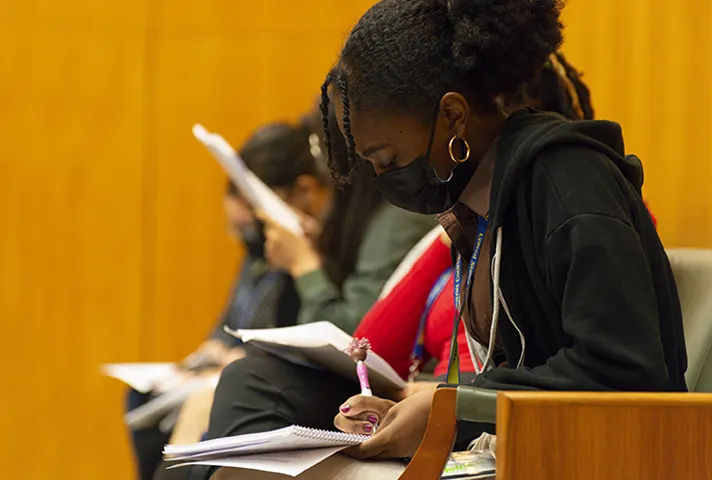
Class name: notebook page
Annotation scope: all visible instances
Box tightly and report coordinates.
[168,447,348,477]
[192,124,303,236]
[125,374,219,430]
[228,322,406,390]
[164,426,367,460]
[229,322,349,350]
[101,363,177,394]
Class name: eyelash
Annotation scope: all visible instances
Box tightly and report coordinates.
[382,157,397,169]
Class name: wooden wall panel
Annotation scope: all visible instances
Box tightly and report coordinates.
[0,0,709,479]
[562,0,712,248]
[143,0,376,361]
[0,1,146,479]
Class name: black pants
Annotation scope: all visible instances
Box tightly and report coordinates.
[127,389,172,480]
[154,353,357,480]
[153,354,491,480]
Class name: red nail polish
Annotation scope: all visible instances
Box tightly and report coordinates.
[364,423,373,433]
[368,414,378,423]
[340,404,351,413]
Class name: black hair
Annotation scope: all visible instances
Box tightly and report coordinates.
[226,179,238,197]
[300,104,384,289]
[239,122,327,189]
[320,0,564,182]
[505,52,594,120]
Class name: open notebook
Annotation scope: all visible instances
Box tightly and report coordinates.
[192,124,303,236]
[164,426,369,477]
[227,321,406,393]
[101,362,177,394]
[102,362,219,430]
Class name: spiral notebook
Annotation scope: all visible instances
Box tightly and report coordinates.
[164,426,368,461]
[164,426,369,476]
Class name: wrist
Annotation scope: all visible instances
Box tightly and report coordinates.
[290,253,322,277]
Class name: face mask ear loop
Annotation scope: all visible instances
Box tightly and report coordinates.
[427,100,456,182]
[424,101,440,159]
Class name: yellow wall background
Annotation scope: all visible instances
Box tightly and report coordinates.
[0,0,709,478]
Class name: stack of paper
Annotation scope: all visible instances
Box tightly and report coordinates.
[164,426,368,477]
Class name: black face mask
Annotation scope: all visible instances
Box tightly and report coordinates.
[371,156,474,214]
[371,109,475,214]
[238,222,266,258]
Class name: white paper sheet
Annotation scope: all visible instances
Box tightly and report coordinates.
[124,374,220,430]
[168,447,347,477]
[192,124,304,236]
[227,322,406,391]
[101,363,177,394]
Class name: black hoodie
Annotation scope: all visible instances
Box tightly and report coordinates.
[471,109,687,392]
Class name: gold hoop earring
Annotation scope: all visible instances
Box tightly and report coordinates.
[448,135,470,163]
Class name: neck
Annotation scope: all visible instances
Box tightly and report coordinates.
[463,110,508,170]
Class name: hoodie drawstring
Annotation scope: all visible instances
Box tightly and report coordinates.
[480,227,526,372]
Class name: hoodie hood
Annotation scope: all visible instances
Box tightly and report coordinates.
[489,109,642,229]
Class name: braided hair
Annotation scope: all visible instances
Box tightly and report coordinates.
[503,52,594,120]
[300,103,384,290]
[320,0,564,182]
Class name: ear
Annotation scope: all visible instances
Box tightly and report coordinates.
[439,92,470,137]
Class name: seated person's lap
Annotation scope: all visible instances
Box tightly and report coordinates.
[208,353,359,438]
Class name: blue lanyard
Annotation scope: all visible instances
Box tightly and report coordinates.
[409,267,453,381]
[446,215,489,384]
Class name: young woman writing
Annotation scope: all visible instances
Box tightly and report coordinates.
[325,0,685,460]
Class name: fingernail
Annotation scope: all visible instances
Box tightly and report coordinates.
[367,414,378,423]
[363,423,373,433]
[340,404,351,413]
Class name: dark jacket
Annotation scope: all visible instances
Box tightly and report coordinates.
[211,255,300,346]
[472,109,687,392]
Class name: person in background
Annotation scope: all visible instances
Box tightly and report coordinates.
[127,122,330,480]
[325,0,685,459]
[153,103,436,480]
[258,109,436,333]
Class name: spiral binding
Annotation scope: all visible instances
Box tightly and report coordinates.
[291,426,368,445]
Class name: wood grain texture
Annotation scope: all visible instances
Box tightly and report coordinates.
[0,1,147,478]
[561,0,712,248]
[0,1,374,478]
[496,392,712,480]
[399,387,457,480]
[1,0,710,479]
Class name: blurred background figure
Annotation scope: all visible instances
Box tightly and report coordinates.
[126,121,322,479]
[0,1,709,479]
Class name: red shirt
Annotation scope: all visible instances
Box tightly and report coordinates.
[353,203,656,381]
[353,238,476,380]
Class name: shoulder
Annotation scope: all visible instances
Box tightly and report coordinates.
[529,145,637,233]
[366,203,438,240]
[356,204,438,270]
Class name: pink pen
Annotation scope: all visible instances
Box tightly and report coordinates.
[346,338,373,396]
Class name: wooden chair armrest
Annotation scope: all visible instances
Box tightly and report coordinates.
[398,387,458,480]
[398,386,496,480]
